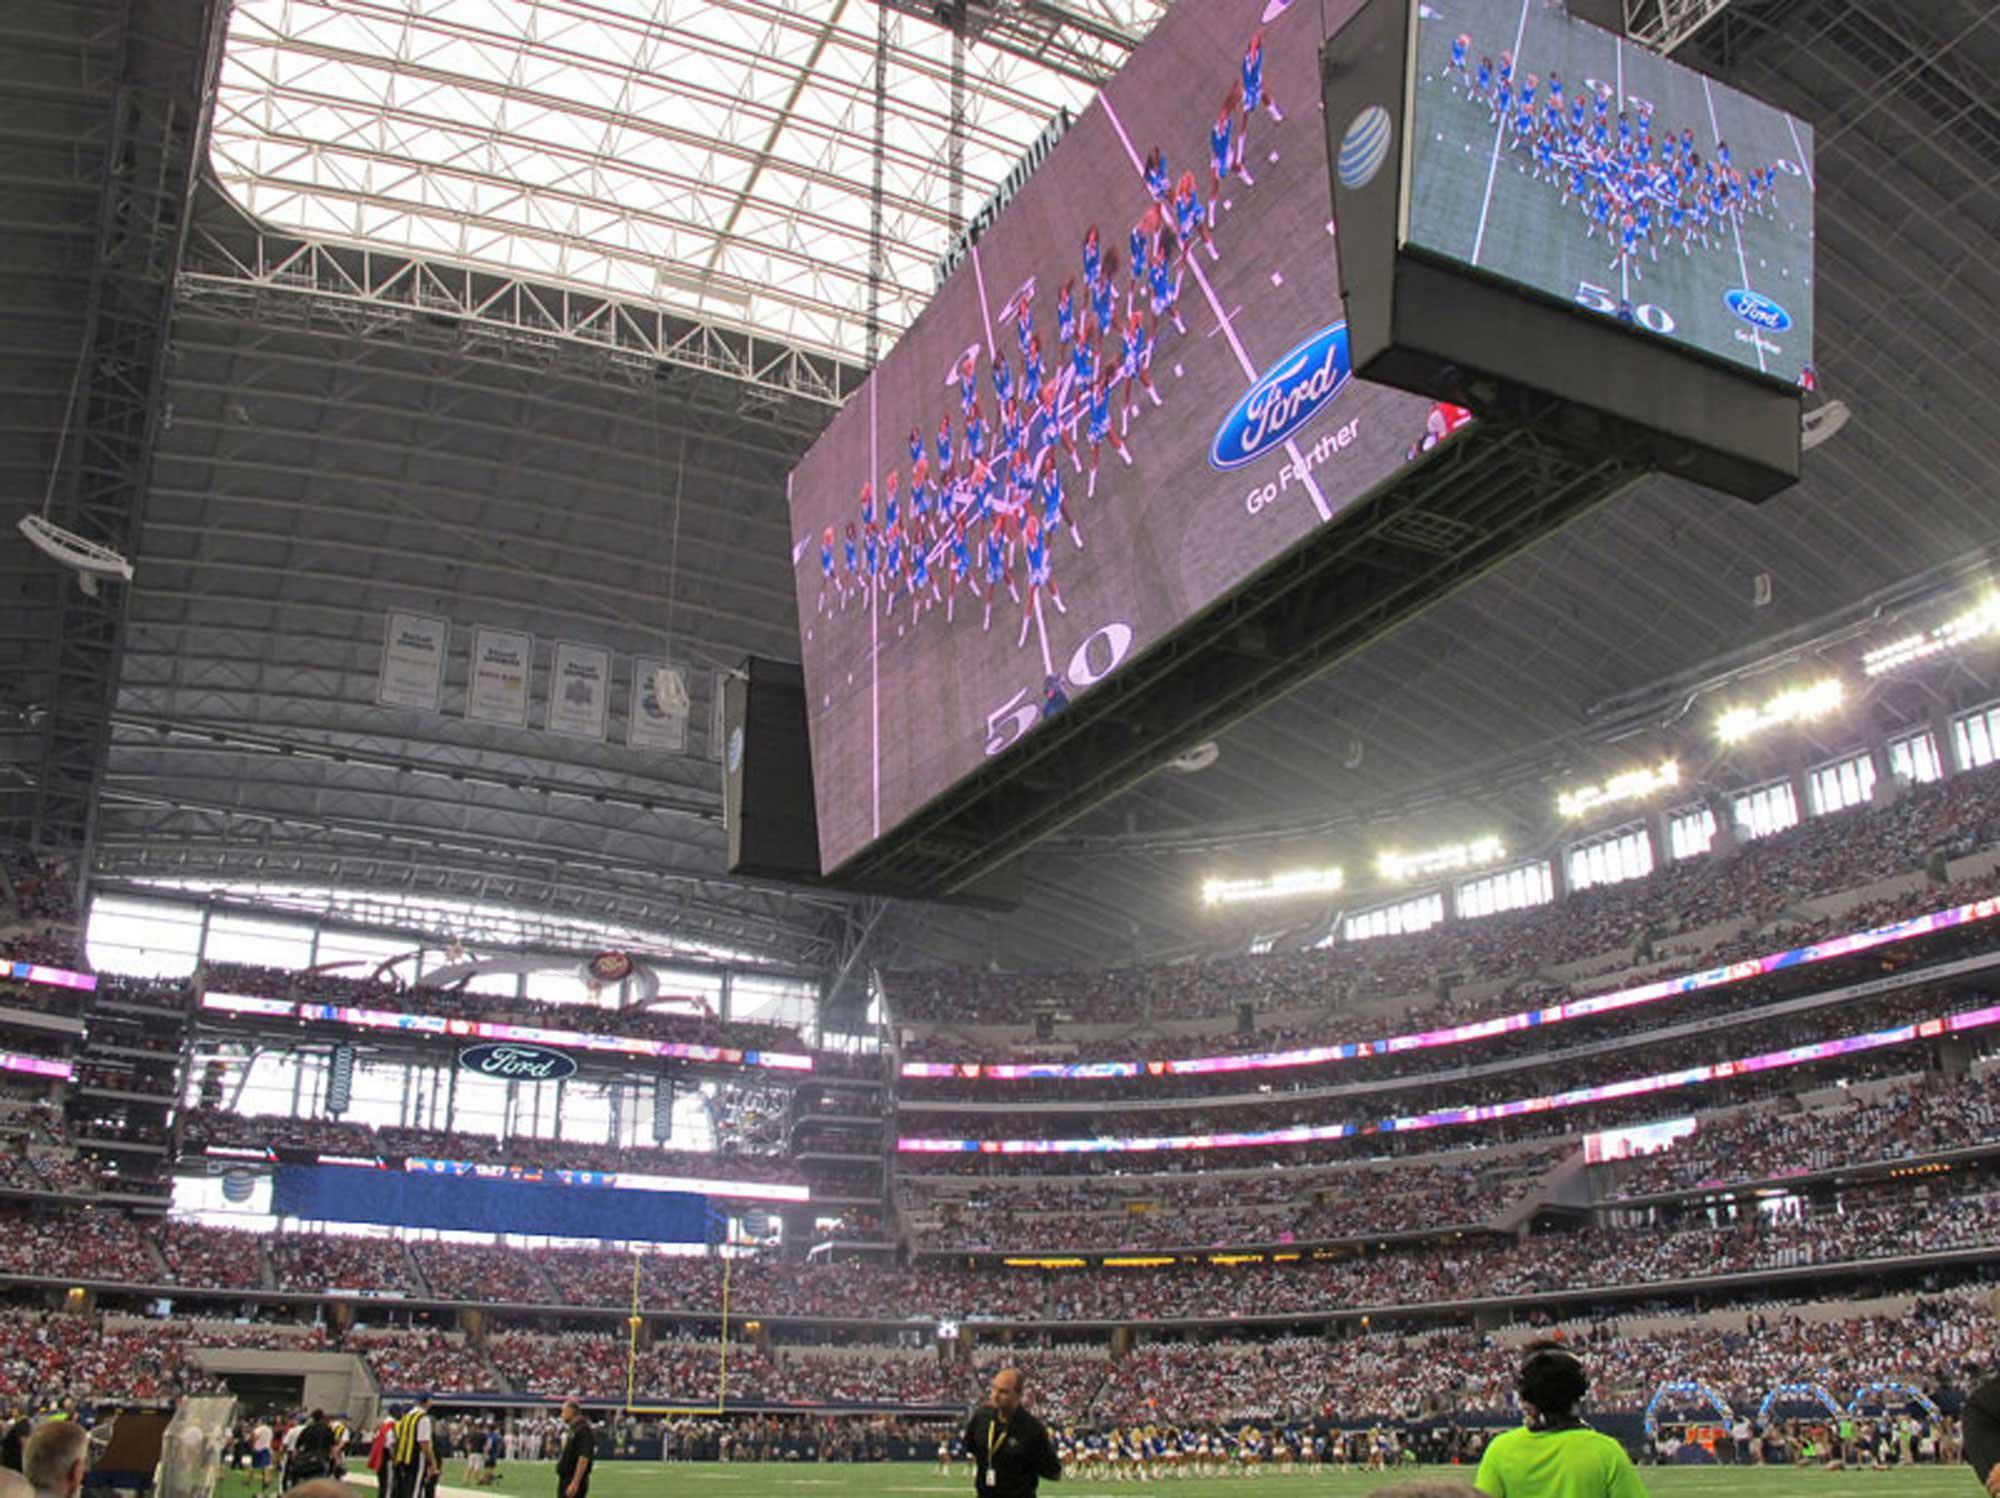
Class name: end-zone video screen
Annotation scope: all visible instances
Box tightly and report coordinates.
[1406,0,1815,384]
[788,0,1468,877]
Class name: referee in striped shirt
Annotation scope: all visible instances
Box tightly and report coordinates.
[391,1395,438,1498]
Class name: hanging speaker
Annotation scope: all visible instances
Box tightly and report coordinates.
[326,1044,355,1116]
[652,1077,675,1143]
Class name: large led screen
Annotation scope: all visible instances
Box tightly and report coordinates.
[1405,0,1814,383]
[789,0,1466,875]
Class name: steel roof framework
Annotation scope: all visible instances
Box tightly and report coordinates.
[206,0,1163,362]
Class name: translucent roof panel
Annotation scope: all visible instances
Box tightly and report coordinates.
[210,0,1168,360]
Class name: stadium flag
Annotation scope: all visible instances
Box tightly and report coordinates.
[465,626,532,726]
[547,641,610,740]
[629,659,689,752]
[377,611,447,711]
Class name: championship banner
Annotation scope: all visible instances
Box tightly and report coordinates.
[377,611,448,711]
[629,658,689,752]
[547,640,610,740]
[466,626,532,726]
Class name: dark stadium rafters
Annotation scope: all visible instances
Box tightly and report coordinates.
[3,0,1998,977]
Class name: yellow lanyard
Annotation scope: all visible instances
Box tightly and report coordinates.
[988,1417,1010,1462]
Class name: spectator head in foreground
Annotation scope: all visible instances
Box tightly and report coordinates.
[1475,1344,1648,1498]
[0,1469,31,1498]
[284,1482,350,1498]
[1517,1344,1591,1427]
[23,1421,87,1498]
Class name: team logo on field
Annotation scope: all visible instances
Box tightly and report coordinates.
[1210,321,1354,471]
[1724,288,1793,333]
[1338,105,1393,190]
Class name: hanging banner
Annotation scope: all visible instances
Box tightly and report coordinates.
[465,626,532,726]
[629,658,689,753]
[547,640,610,740]
[377,611,448,711]
[711,668,728,761]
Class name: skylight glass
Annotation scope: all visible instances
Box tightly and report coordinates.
[210,0,1158,359]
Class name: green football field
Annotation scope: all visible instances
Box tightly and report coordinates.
[233,1458,1971,1498]
[1404,0,1815,385]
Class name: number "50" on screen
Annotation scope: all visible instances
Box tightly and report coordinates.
[1575,281,1678,334]
[984,623,1134,756]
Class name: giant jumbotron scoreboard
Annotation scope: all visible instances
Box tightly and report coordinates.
[754,0,1807,901]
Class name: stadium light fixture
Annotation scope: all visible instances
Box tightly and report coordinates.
[1862,593,2000,678]
[1715,678,1845,745]
[1200,867,1343,908]
[1557,759,1680,820]
[1375,835,1505,882]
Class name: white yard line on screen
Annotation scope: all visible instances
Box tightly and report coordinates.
[868,377,881,839]
[1097,96,1332,524]
[969,245,999,360]
[1703,74,1768,375]
[1615,36,1628,306]
[1785,113,1814,189]
[1469,0,1533,267]
[971,242,1054,675]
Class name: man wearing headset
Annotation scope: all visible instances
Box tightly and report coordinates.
[1475,1344,1648,1498]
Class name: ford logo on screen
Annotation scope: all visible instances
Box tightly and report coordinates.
[458,1042,578,1082]
[1210,322,1353,471]
[1724,288,1793,333]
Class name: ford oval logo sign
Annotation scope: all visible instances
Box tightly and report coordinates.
[1724,288,1792,333]
[1210,322,1353,471]
[457,1042,578,1082]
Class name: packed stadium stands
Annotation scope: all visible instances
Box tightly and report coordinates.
[889,760,2000,1040]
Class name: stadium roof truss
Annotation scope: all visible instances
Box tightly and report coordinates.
[205,0,1156,364]
[4,0,1999,984]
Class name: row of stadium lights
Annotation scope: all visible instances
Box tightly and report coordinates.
[1200,593,2000,908]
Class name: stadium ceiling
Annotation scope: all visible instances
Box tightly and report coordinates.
[2,0,1997,987]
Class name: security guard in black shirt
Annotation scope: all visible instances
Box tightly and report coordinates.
[964,1368,1060,1498]
[1966,1291,2000,1497]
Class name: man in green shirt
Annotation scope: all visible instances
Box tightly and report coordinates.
[1474,1346,1648,1498]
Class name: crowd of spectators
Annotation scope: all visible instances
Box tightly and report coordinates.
[0,1312,218,1404]
[409,1241,559,1304]
[898,866,2000,1101]
[0,1205,157,1282]
[350,1326,499,1392]
[0,931,87,974]
[0,1102,100,1198]
[269,1232,422,1295]
[1089,1287,1993,1425]
[0,1286,1982,1427]
[1,852,78,929]
[156,1221,266,1289]
[888,759,2000,1036]
[904,1148,1566,1252]
[485,1332,968,1407]
[32,1170,1983,1325]
[895,981,1989,1155]
[177,1107,805,1186]
[1604,1068,2000,1197]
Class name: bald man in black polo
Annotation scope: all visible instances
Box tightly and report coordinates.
[1967,1293,2000,1497]
[964,1368,1060,1498]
